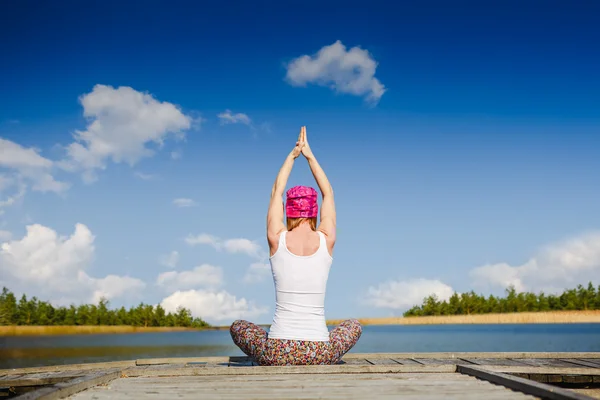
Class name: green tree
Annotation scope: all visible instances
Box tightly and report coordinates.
[0,288,18,324]
[154,305,166,327]
[97,298,110,325]
[175,307,193,327]
[116,306,129,325]
[64,305,77,325]
[37,301,55,325]
[538,293,550,312]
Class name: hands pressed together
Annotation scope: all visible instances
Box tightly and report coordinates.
[291,126,314,160]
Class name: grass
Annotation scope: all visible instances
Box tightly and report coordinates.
[327,310,600,326]
[0,325,202,336]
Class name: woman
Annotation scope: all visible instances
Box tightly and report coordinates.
[230,126,362,366]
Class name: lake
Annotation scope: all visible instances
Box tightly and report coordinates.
[1,324,599,369]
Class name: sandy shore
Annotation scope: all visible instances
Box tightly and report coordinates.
[0,325,203,336]
[327,310,600,326]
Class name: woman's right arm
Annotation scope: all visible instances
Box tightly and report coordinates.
[301,127,336,246]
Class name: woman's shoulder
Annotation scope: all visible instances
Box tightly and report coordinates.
[268,229,287,257]
[316,229,335,258]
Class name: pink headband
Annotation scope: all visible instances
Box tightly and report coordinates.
[286,186,318,218]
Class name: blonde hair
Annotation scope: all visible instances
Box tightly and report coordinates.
[287,217,317,231]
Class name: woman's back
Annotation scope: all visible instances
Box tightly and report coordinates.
[268,230,333,341]
[284,228,321,256]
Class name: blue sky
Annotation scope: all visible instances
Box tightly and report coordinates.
[1,1,599,324]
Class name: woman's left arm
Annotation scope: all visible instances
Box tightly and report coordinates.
[267,131,304,255]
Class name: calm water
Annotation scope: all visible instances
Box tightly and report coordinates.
[1,324,599,369]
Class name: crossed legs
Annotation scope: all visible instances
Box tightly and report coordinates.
[230,319,362,366]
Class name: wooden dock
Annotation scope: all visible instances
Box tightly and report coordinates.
[2,352,600,399]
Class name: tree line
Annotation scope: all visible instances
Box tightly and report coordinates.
[0,287,210,328]
[404,282,600,317]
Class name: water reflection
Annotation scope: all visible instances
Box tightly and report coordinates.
[0,345,234,369]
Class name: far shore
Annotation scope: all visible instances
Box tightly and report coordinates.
[327,310,600,326]
[2,311,599,336]
[0,325,206,337]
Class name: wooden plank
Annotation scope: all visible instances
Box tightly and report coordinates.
[579,359,600,368]
[114,374,485,387]
[457,365,595,400]
[13,369,122,400]
[464,358,532,367]
[0,360,135,376]
[341,358,374,365]
[0,374,26,382]
[130,373,480,383]
[472,366,600,376]
[413,358,472,366]
[116,376,486,386]
[343,352,600,360]
[122,364,456,377]
[365,358,401,365]
[391,358,425,366]
[135,356,230,366]
[560,359,600,369]
[126,352,600,367]
[518,359,589,368]
[0,370,86,387]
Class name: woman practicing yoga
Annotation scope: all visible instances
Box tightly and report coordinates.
[230,126,362,366]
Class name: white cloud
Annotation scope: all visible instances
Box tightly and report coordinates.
[185,233,219,247]
[61,84,192,182]
[222,239,263,258]
[79,272,146,305]
[364,278,454,310]
[217,110,252,126]
[170,151,182,160]
[0,223,145,305]
[470,232,600,293]
[156,264,223,291]
[0,138,69,204]
[243,262,271,283]
[185,233,264,259]
[0,138,52,169]
[285,40,386,104]
[160,289,267,323]
[159,250,179,269]
[173,198,197,207]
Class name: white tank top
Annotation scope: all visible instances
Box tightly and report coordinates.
[268,230,332,341]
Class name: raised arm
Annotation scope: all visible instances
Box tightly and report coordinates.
[267,129,304,254]
[301,127,336,244]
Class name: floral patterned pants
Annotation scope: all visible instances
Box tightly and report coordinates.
[229,319,362,366]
